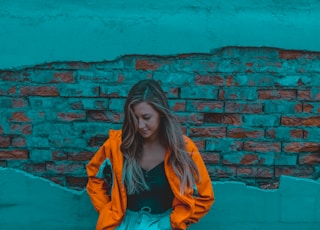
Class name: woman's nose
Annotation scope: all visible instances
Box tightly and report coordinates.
[138,119,145,129]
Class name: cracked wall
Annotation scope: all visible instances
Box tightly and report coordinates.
[1,167,319,229]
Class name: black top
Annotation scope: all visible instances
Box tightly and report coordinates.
[127,161,174,214]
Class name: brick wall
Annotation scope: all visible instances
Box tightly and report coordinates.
[1,47,320,190]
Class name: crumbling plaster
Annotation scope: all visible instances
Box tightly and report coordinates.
[0,0,320,69]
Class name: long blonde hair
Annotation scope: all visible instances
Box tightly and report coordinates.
[121,79,200,195]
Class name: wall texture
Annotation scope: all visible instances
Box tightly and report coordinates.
[1,0,320,69]
[1,47,320,191]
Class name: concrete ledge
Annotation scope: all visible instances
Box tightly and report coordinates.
[1,166,320,229]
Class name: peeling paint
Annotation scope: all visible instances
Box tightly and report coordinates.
[1,166,319,229]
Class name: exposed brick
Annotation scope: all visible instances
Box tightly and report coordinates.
[175,113,204,125]
[0,136,10,147]
[194,74,225,86]
[281,116,320,126]
[169,100,186,112]
[25,163,47,174]
[68,151,94,161]
[201,152,220,164]
[228,128,264,139]
[10,111,30,122]
[219,88,257,100]
[258,89,296,100]
[20,86,59,96]
[0,150,29,160]
[244,141,281,152]
[189,126,226,138]
[11,136,26,147]
[46,162,85,175]
[87,110,123,123]
[186,101,223,113]
[66,176,88,189]
[275,166,314,178]
[10,123,32,134]
[299,154,320,165]
[225,102,263,113]
[193,139,205,151]
[203,113,242,125]
[206,165,237,179]
[298,90,311,100]
[53,72,74,83]
[237,167,274,178]
[266,128,304,139]
[285,142,320,153]
[57,111,86,121]
[278,49,311,60]
[223,153,273,165]
[52,151,68,161]
[135,59,162,70]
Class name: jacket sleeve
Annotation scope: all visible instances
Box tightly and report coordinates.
[187,138,215,223]
[86,140,111,212]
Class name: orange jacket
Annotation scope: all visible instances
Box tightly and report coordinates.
[86,130,214,230]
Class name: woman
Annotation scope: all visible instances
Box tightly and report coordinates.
[86,79,214,230]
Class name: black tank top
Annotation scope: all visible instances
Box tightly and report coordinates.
[127,161,174,214]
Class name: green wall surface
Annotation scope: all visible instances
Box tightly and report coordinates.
[1,167,319,229]
[0,0,320,69]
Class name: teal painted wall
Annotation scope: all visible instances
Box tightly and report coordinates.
[1,167,320,229]
[0,0,320,69]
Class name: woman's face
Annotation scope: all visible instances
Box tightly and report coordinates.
[132,102,161,141]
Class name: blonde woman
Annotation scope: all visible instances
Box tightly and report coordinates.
[86,79,214,230]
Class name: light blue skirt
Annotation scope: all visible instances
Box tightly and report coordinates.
[116,207,172,230]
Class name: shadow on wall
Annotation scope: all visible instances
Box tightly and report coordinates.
[0,167,319,230]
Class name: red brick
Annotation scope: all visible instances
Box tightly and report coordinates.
[285,142,320,153]
[66,176,88,189]
[206,165,237,178]
[225,102,263,113]
[11,112,30,122]
[0,136,10,147]
[57,112,85,121]
[201,152,220,164]
[282,116,320,126]
[46,162,85,175]
[299,154,320,164]
[194,74,224,86]
[244,141,281,152]
[52,151,68,160]
[25,163,46,174]
[298,90,311,100]
[228,128,264,138]
[240,154,259,164]
[10,124,32,134]
[189,126,226,138]
[135,59,161,70]
[237,167,273,178]
[53,72,74,83]
[275,166,314,178]
[0,150,29,159]
[278,49,314,60]
[258,89,296,99]
[193,139,205,151]
[188,101,223,112]
[20,86,59,96]
[68,152,94,161]
[11,136,26,147]
[203,113,242,125]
